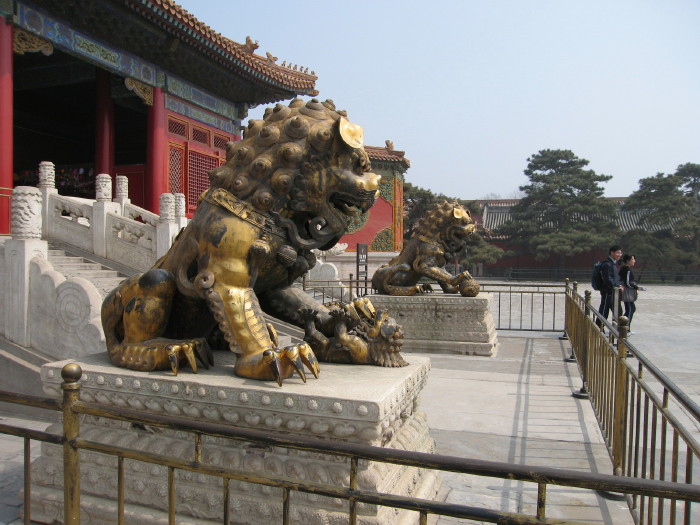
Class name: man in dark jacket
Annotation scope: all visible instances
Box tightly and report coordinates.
[597,245,623,329]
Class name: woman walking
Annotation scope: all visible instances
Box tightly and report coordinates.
[619,254,646,334]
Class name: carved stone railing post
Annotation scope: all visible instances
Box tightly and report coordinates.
[92,174,120,258]
[5,186,47,346]
[114,175,130,213]
[174,193,188,230]
[37,161,58,238]
[156,193,178,258]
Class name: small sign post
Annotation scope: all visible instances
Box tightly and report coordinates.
[356,243,368,296]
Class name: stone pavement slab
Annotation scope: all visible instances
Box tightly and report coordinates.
[416,333,634,524]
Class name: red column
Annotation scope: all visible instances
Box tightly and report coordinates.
[145,87,166,213]
[0,18,13,234]
[95,69,114,176]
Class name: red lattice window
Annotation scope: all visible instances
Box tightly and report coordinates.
[168,145,184,193]
[213,134,230,152]
[187,151,218,209]
[168,118,187,138]
[192,127,210,146]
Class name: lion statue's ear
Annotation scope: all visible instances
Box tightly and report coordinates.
[452,206,472,220]
[338,117,364,149]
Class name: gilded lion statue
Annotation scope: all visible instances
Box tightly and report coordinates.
[371,201,480,297]
[101,98,406,385]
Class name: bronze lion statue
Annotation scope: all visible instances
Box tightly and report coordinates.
[101,98,406,385]
[371,201,480,297]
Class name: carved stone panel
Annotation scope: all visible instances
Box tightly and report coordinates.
[369,294,499,356]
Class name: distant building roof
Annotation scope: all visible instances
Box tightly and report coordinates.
[472,198,679,238]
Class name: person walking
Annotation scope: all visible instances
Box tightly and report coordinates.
[619,254,646,334]
[597,245,623,330]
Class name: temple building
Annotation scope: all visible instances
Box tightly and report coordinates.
[0,0,318,233]
[340,140,409,253]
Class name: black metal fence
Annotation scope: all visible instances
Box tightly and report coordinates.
[302,278,566,332]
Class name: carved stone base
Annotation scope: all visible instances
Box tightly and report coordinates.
[369,293,499,356]
[30,352,440,524]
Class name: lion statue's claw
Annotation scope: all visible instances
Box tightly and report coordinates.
[262,350,284,387]
[167,339,213,376]
[260,343,320,387]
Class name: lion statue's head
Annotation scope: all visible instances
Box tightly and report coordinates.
[414,201,476,256]
[207,98,380,250]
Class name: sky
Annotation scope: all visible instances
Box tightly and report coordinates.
[175,0,700,200]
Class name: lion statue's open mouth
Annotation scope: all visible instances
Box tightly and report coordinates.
[329,187,378,216]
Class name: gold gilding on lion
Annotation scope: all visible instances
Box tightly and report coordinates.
[371,201,480,297]
[101,98,407,386]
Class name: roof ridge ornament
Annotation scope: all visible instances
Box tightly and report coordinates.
[242,36,259,53]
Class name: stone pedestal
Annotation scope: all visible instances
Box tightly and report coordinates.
[30,352,439,524]
[369,293,498,356]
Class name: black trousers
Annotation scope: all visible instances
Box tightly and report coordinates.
[597,291,615,326]
[623,301,636,327]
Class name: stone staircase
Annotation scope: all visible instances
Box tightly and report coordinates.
[47,245,128,298]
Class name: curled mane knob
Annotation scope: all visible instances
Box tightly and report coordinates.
[231,175,250,194]
[244,119,263,139]
[257,125,280,147]
[251,156,272,178]
[278,143,303,167]
[231,144,255,166]
[252,190,274,211]
[271,169,294,195]
[284,116,310,139]
[299,98,328,120]
[266,103,292,122]
[309,123,333,151]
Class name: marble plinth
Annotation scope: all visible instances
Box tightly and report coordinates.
[370,293,498,356]
[30,352,439,525]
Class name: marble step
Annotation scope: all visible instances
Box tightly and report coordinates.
[47,248,128,299]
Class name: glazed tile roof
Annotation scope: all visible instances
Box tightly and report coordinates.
[365,144,411,170]
[124,0,318,96]
[472,198,681,238]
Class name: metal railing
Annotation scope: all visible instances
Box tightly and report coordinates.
[3,364,700,524]
[564,281,700,524]
[302,278,566,331]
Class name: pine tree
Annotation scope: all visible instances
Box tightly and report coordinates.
[497,149,619,264]
[623,164,700,269]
